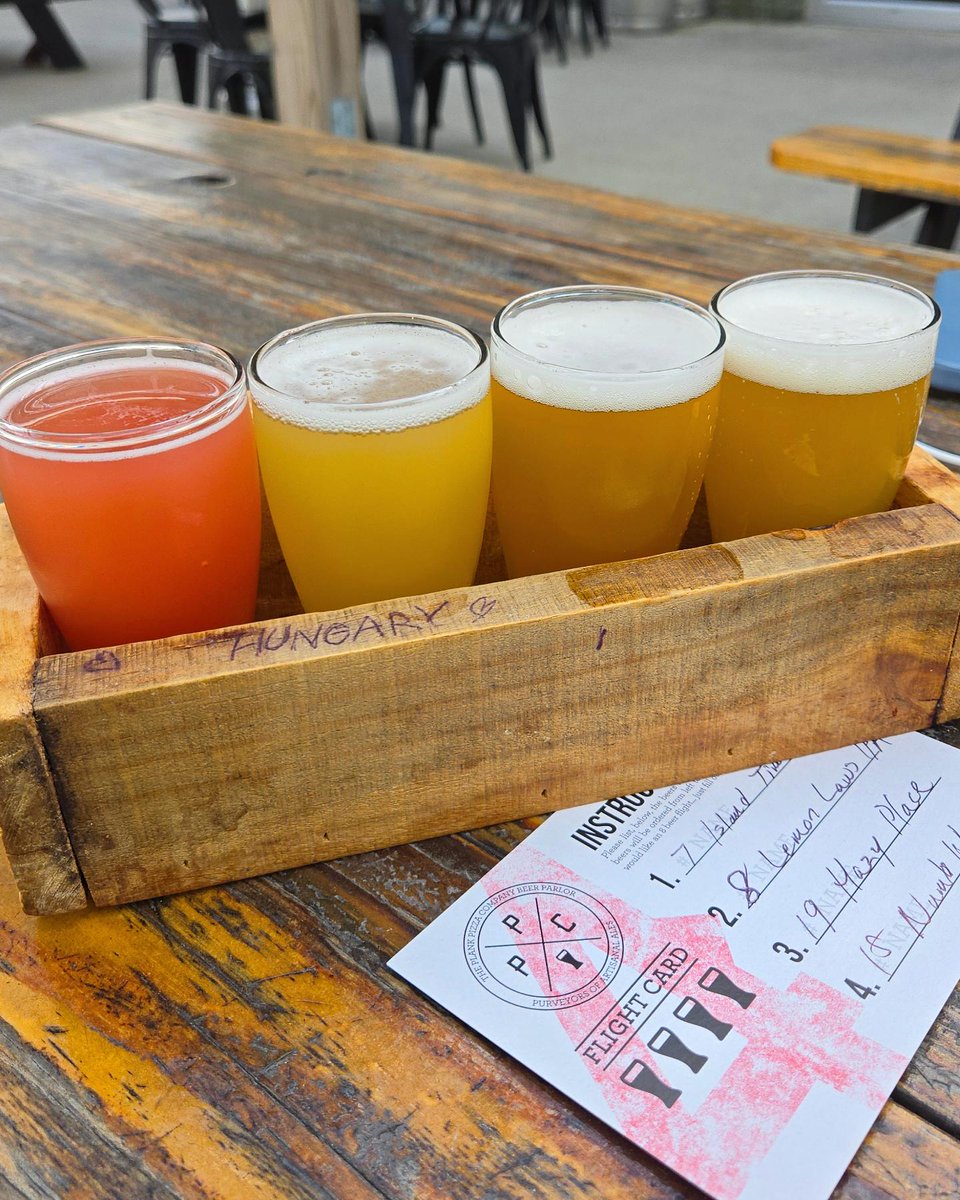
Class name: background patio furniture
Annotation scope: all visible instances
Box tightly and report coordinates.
[414,0,552,169]
[359,0,420,145]
[771,124,960,250]
[201,0,273,116]
[135,0,208,102]
[8,0,84,66]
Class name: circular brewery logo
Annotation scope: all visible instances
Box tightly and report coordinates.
[462,881,623,1010]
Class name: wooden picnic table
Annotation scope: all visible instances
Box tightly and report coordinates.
[770,126,960,249]
[771,126,960,206]
[1,101,959,1199]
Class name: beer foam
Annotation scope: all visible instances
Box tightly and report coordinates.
[0,352,243,461]
[492,295,724,411]
[716,274,939,394]
[250,321,488,433]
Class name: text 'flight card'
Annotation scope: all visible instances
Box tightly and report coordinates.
[389,732,960,1200]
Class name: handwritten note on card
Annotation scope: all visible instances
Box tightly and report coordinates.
[389,732,960,1200]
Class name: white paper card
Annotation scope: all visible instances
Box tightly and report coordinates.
[389,732,960,1200]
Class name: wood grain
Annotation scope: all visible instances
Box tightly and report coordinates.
[920,396,960,459]
[0,109,951,399]
[0,105,959,1199]
[25,106,960,307]
[0,851,701,1200]
[0,106,957,912]
[897,450,960,726]
[27,494,960,908]
[1,837,957,1200]
[771,126,960,204]
[0,508,84,915]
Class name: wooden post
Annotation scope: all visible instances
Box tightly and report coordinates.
[268,0,362,136]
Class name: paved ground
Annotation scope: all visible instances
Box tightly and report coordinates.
[2,4,960,242]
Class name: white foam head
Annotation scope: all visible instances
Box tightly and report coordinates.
[249,315,489,433]
[713,272,939,394]
[491,287,724,411]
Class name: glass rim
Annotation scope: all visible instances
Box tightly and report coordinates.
[490,284,726,380]
[710,269,941,347]
[0,337,246,456]
[248,312,489,412]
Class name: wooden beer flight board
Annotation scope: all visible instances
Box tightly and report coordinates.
[4,104,960,918]
[0,102,958,1200]
[7,453,960,915]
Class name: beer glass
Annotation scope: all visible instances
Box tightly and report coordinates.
[705,270,940,541]
[249,313,491,613]
[490,285,725,577]
[0,339,262,651]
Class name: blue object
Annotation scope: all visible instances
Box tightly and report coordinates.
[932,270,960,393]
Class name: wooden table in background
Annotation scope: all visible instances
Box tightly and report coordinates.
[771,126,960,206]
[770,126,960,249]
[1,102,959,1199]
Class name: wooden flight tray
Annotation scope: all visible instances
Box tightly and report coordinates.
[4,446,960,915]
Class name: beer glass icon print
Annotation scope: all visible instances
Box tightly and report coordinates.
[463,883,623,1010]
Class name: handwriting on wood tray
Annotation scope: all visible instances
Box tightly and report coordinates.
[209,595,500,662]
[82,649,122,673]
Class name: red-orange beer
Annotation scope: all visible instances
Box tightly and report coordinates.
[0,341,261,650]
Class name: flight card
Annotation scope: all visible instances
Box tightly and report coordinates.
[389,732,960,1200]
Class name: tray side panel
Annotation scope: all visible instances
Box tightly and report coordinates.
[33,505,960,908]
[897,446,960,515]
[0,509,86,914]
[898,450,960,721]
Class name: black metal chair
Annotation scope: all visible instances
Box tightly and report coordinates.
[567,0,608,53]
[538,0,608,63]
[199,0,274,118]
[358,0,421,146]
[134,0,209,104]
[539,0,568,63]
[413,0,552,171]
[361,0,485,149]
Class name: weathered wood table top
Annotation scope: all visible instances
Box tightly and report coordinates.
[2,102,959,1199]
[771,125,960,206]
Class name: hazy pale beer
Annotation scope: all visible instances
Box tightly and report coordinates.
[249,314,491,613]
[706,271,940,541]
[490,286,724,577]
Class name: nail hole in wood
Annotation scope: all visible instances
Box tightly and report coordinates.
[177,172,236,189]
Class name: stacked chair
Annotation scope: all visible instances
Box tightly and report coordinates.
[202,0,274,118]
[136,0,610,169]
[540,0,608,62]
[133,0,272,117]
[136,0,209,104]
[413,0,551,171]
[359,0,421,145]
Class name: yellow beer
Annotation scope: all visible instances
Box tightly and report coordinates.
[250,315,491,612]
[490,286,724,577]
[706,272,939,542]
